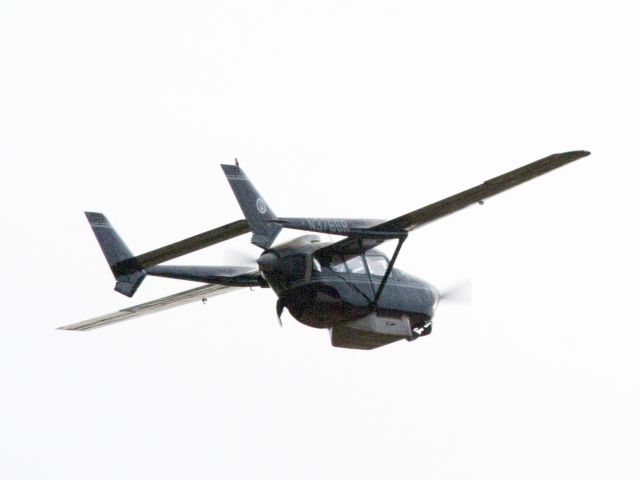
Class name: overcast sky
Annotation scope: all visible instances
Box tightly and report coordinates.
[2,1,639,479]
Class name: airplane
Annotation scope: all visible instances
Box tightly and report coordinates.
[59,151,590,350]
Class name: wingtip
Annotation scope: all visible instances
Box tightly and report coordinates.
[555,150,591,162]
[57,322,87,331]
[84,211,106,222]
[57,324,89,331]
[220,163,241,174]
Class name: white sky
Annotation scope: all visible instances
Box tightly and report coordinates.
[1,1,639,478]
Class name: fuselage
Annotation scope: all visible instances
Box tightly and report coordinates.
[257,235,439,338]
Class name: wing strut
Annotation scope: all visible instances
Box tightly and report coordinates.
[370,232,407,308]
[342,230,409,309]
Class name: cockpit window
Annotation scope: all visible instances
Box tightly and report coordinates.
[327,253,390,276]
[346,255,367,274]
[365,255,389,276]
[329,255,347,273]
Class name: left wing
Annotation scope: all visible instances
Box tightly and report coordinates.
[58,284,243,331]
[316,150,589,260]
[373,150,589,232]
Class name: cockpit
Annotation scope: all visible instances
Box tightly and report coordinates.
[312,251,392,278]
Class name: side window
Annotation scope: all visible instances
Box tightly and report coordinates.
[346,255,367,274]
[312,258,323,272]
[366,255,389,276]
[330,255,347,273]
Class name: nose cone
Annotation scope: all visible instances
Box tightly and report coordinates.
[419,281,440,315]
[257,252,278,272]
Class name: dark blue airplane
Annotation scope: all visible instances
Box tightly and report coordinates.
[59,151,589,349]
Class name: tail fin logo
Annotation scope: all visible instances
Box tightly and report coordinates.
[256,198,267,215]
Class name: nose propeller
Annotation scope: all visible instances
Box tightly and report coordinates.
[438,279,472,306]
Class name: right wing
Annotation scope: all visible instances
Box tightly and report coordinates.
[59,283,243,331]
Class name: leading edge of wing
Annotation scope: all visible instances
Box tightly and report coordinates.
[58,284,243,331]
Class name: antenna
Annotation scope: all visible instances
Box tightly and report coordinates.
[235,158,239,167]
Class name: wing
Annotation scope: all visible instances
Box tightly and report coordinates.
[59,284,243,331]
[316,150,589,259]
[112,219,250,276]
[375,150,590,232]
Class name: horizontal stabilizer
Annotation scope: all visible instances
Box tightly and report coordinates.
[146,266,266,287]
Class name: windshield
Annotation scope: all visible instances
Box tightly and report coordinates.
[322,253,391,277]
[365,255,389,276]
[345,255,366,274]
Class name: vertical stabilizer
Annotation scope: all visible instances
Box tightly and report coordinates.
[85,212,146,297]
[220,164,282,249]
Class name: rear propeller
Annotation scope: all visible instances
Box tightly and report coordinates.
[223,246,260,267]
[225,247,286,326]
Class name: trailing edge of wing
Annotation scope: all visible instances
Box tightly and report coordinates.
[58,284,243,331]
[316,150,589,259]
[112,219,250,276]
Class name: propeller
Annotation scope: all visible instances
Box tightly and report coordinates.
[225,247,287,326]
[438,279,472,306]
[223,246,260,267]
[224,247,286,326]
[276,298,285,327]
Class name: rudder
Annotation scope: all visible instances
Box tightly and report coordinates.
[85,212,146,297]
[220,164,282,249]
